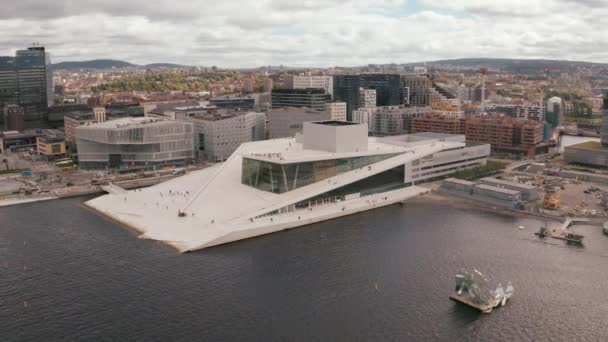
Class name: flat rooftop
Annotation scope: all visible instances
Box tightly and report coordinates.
[244,137,407,164]
[481,177,536,190]
[173,105,216,112]
[65,112,95,120]
[567,141,606,150]
[191,112,250,121]
[475,184,521,196]
[83,117,170,129]
[312,121,359,127]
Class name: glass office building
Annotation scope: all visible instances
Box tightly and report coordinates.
[333,74,402,120]
[0,47,53,126]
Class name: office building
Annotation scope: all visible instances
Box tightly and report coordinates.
[36,132,66,160]
[271,88,331,111]
[334,74,402,120]
[105,102,144,119]
[485,103,545,122]
[565,95,608,167]
[401,75,457,107]
[63,112,101,146]
[325,102,347,121]
[352,107,377,126]
[76,117,194,172]
[412,114,545,156]
[546,97,562,128]
[411,114,465,136]
[465,117,544,152]
[3,104,25,131]
[187,111,266,162]
[564,142,608,167]
[16,46,53,124]
[210,96,256,110]
[379,133,490,182]
[47,104,92,128]
[263,78,274,92]
[0,46,52,126]
[0,57,18,126]
[601,93,608,148]
[370,106,433,136]
[285,75,333,97]
[0,130,40,153]
[86,121,465,252]
[359,88,377,108]
[268,107,332,138]
[243,78,254,93]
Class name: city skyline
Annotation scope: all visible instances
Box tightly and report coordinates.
[2,0,608,68]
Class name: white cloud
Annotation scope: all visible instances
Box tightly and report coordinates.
[1,0,608,67]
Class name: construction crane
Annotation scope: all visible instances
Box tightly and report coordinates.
[480,68,488,115]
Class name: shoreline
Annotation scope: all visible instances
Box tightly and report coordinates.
[3,182,604,228]
[0,173,182,208]
[412,191,605,226]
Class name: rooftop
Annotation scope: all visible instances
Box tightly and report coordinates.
[568,141,605,150]
[313,120,359,127]
[480,177,536,190]
[82,117,171,129]
[38,134,65,143]
[173,105,216,112]
[243,136,458,164]
[65,112,95,120]
[475,184,521,196]
[191,111,256,121]
[210,95,254,101]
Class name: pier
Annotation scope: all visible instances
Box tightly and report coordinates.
[537,217,589,243]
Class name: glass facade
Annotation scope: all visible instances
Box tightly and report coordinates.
[242,153,401,194]
[294,165,408,208]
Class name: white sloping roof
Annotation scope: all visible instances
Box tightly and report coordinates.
[86,137,463,252]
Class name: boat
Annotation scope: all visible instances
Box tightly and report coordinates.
[603,222,608,236]
[535,222,550,238]
[561,232,584,244]
[519,225,525,230]
[450,269,514,313]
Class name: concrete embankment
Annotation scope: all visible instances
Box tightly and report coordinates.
[413,191,606,226]
[0,173,181,208]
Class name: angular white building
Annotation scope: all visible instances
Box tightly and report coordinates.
[86,121,464,252]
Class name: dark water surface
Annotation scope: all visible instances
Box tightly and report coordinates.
[2,197,608,341]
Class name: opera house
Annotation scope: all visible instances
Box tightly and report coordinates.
[86,121,465,252]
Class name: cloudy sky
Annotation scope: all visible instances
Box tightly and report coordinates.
[0,0,605,67]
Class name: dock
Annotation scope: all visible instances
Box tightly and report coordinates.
[449,294,496,313]
[538,217,589,243]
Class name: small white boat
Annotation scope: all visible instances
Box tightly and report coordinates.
[519,225,525,230]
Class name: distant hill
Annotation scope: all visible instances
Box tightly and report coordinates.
[52,59,137,70]
[408,58,608,73]
[51,60,195,70]
[143,63,194,69]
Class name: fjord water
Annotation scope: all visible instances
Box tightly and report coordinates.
[2,197,608,341]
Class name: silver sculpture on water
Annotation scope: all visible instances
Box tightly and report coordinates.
[455,269,514,307]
